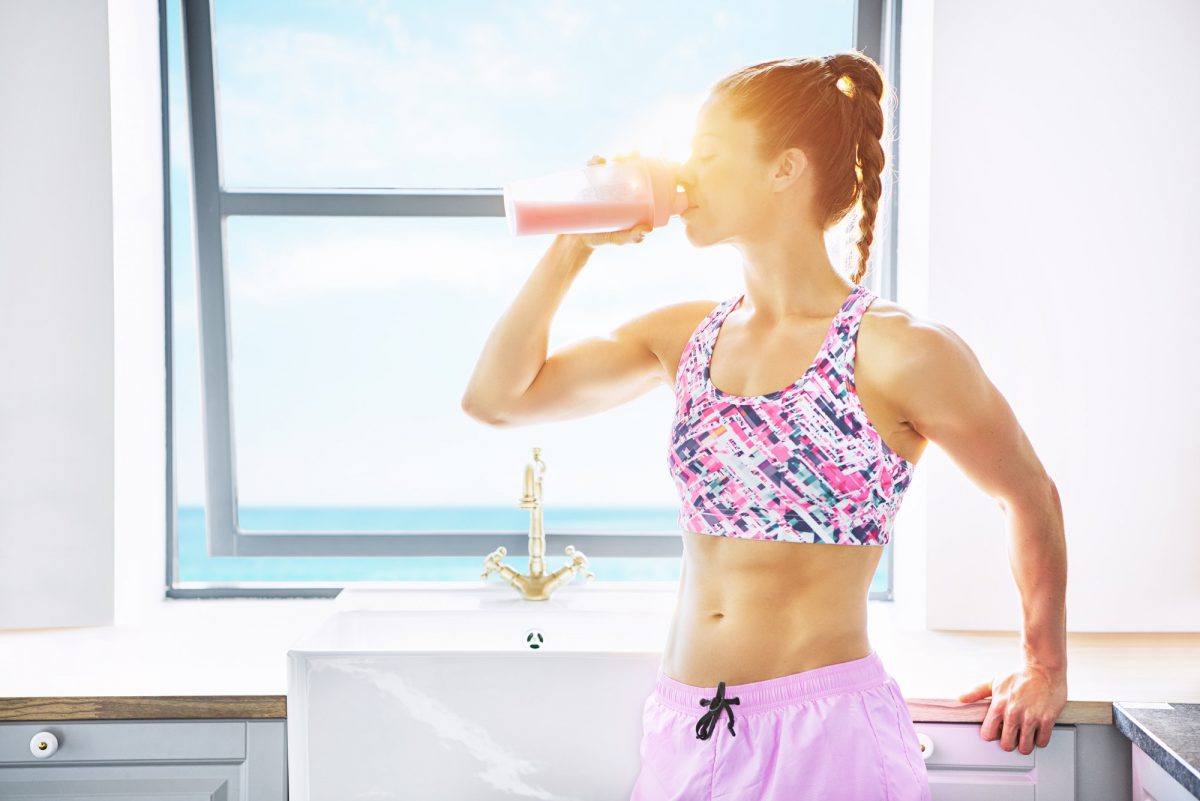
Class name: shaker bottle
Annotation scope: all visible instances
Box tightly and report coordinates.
[503,155,689,237]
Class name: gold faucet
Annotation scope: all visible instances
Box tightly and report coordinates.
[480,446,594,600]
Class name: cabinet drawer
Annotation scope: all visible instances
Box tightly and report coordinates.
[1132,741,1196,801]
[915,721,1040,769]
[914,722,1076,800]
[0,720,245,765]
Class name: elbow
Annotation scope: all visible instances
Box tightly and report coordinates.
[997,477,1059,514]
[460,395,508,428]
[1041,476,1060,506]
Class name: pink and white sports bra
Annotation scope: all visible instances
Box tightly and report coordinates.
[667,283,915,545]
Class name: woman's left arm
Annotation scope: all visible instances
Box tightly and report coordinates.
[881,315,1068,755]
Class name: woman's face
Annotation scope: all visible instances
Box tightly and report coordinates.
[678,98,808,245]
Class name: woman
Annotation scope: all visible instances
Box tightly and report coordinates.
[462,51,1066,801]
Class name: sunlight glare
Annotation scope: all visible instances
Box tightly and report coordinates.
[618,93,705,169]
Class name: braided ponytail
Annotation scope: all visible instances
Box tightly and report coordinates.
[829,53,888,285]
[712,51,893,285]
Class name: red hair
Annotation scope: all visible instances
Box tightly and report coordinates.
[711,51,893,284]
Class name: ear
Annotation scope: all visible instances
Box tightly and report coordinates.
[772,147,808,190]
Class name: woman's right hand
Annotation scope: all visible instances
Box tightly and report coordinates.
[572,152,653,249]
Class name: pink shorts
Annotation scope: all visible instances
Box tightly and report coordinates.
[630,649,931,801]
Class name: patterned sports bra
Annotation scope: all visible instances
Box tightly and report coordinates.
[667,283,916,545]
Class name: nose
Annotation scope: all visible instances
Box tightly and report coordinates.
[673,162,693,191]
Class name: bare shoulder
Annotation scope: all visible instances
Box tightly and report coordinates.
[859,295,923,359]
[861,296,1054,500]
[862,295,979,369]
[619,298,723,386]
[859,295,989,415]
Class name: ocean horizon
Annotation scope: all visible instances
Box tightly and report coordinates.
[177,505,891,593]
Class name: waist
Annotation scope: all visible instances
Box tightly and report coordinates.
[678,529,883,603]
[671,592,871,654]
[664,530,879,683]
[661,591,872,686]
[652,648,889,713]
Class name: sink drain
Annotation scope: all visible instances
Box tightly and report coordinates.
[525,628,545,650]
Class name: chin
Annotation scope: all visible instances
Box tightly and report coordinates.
[682,218,718,245]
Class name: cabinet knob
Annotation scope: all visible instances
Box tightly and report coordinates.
[29,730,59,758]
[916,731,934,760]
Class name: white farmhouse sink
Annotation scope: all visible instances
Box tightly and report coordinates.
[287,586,678,801]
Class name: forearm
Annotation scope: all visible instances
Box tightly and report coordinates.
[461,234,593,417]
[1004,481,1068,672]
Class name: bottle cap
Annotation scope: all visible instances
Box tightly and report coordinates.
[670,187,689,215]
[645,157,690,227]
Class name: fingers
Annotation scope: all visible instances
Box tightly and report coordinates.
[1016,716,1039,755]
[1000,706,1022,752]
[1035,719,1054,749]
[958,680,992,704]
[587,151,642,166]
[979,699,1002,742]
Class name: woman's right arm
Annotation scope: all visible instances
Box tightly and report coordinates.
[460,232,666,427]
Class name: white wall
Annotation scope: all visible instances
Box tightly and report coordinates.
[0,0,115,628]
[108,0,173,628]
[897,0,1200,631]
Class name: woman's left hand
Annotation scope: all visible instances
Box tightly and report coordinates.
[957,663,1068,754]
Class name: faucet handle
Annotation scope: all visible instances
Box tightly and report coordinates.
[563,545,595,581]
[481,546,507,579]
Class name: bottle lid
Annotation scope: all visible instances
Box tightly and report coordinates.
[670,187,689,215]
[646,157,690,227]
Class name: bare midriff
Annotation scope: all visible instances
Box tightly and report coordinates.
[656,294,925,688]
[658,529,885,687]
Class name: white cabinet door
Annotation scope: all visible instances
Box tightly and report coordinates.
[915,722,1076,800]
[1131,741,1196,801]
[0,719,286,800]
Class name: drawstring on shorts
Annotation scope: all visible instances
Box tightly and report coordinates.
[695,681,740,740]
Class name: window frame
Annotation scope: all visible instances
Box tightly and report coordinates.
[165,0,904,598]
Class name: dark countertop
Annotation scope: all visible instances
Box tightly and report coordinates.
[1113,701,1200,798]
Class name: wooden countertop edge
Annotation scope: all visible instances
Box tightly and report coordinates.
[0,697,1113,725]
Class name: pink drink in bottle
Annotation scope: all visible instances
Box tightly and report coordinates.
[503,156,689,236]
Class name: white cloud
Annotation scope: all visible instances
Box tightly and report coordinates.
[543,0,589,39]
[226,223,531,304]
[212,5,584,188]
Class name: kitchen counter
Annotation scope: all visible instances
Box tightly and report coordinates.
[1113,701,1200,798]
[1,585,1198,725]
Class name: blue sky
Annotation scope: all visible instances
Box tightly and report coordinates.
[167,0,854,508]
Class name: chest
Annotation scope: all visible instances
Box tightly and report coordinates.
[670,309,919,465]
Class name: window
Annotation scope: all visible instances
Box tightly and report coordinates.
[165,0,901,597]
